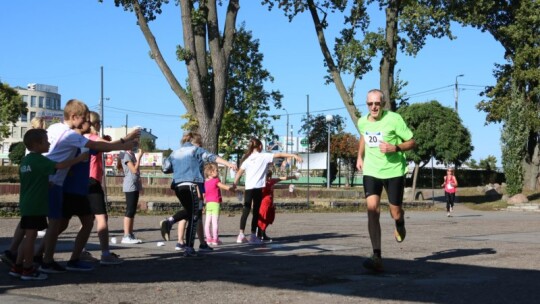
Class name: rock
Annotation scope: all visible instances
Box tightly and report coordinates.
[507,193,529,205]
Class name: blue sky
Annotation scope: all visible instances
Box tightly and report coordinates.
[1,1,504,165]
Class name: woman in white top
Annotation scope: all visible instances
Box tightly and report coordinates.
[233,137,302,244]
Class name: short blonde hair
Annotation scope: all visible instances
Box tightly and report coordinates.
[204,162,218,178]
[30,117,45,129]
[63,99,88,120]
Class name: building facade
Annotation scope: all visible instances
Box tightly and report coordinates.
[0,83,63,165]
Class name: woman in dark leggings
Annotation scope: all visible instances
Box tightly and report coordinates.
[162,132,237,257]
[441,168,458,217]
[233,137,302,244]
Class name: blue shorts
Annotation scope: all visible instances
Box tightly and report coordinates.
[48,185,64,219]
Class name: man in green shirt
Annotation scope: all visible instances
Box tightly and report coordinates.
[356,89,416,272]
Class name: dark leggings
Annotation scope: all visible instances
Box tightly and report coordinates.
[124,191,139,218]
[174,184,200,248]
[240,188,263,233]
[445,192,456,211]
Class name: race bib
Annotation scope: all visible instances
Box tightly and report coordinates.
[365,131,383,148]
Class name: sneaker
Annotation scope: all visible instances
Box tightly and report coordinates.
[21,267,48,281]
[199,243,214,252]
[1,250,17,267]
[236,233,248,244]
[160,219,173,241]
[248,234,263,245]
[447,212,451,217]
[209,238,223,246]
[100,252,124,265]
[363,255,383,272]
[121,235,142,244]
[206,238,216,245]
[182,247,201,258]
[37,229,46,237]
[261,232,273,243]
[450,206,453,212]
[175,243,187,251]
[80,250,99,262]
[394,222,406,243]
[8,264,23,278]
[39,260,67,274]
[66,259,94,272]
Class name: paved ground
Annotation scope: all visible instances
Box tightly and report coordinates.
[0,202,539,304]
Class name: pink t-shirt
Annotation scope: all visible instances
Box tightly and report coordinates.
[204,177,222,203]
[87,134,103,181]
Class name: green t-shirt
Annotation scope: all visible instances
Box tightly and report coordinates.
[357,110,413,179]
[19,153,57,216]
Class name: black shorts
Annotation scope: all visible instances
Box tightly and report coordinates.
[363,175,405,206]
[88,178,108,215]
[20,215,48,231]
[62,192,93,219]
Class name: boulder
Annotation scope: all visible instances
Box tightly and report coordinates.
[506,193,529,205]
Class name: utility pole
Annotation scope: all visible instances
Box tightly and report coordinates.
[454,74,464,113]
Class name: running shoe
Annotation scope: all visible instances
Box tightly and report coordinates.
[21,267,48,280]
[100,252,124,265]
[236,233,248,244]
[261,232,273,243]
[175,243,187,251]
[199,243,214,252]
[160,219,173,241]
[394,222,406,243]
[39,260,66,274]
[66,259,95,272]
[8,264,23,278]
[121,235,142,244]
[362,255,383,272]
[183,247,201,258]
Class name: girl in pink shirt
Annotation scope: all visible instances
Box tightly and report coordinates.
[441,168,458,217]
[203,163,235,246]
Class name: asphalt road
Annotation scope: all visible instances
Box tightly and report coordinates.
[1,202,539,304]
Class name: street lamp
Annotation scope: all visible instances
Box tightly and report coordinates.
[454,74,464,113]
[282,109,289,154]
[325,114,333,188]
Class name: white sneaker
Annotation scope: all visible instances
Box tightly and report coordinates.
[37,230,46,237]
[248,234,263,245]
[121,235,142,244]
[236,233,247,243]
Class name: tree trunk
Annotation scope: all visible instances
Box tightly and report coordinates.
[523,133,540,191]
[411,163,419,201]
[380,0,400,111]
[306,0,359,124]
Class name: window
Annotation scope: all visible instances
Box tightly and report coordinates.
[39,96,44,108]
[20,113,27,122]
[30,96,37,107]
[22,95,28,104]
[30,112,36,120]
[46,97,51,109]
[12,127,20,139]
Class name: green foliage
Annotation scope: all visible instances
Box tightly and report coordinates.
[464,155,498,170]
[8,142,25,165]
[501,87,528,195]
[299,114,345,153]
[0,82,28,140]
[397,101,473,167]
[218,26,283,159]
[139,137,156,152]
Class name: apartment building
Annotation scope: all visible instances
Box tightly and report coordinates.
[0,83,63,165]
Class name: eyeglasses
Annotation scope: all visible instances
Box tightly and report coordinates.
[367,101,382,107]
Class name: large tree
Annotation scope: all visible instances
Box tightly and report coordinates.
[398,101,473,198]
[0,82,27,140]
[449,0,540,191]
[218,25,283,159]
[262,0,453,123]
[105,0,240,153]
